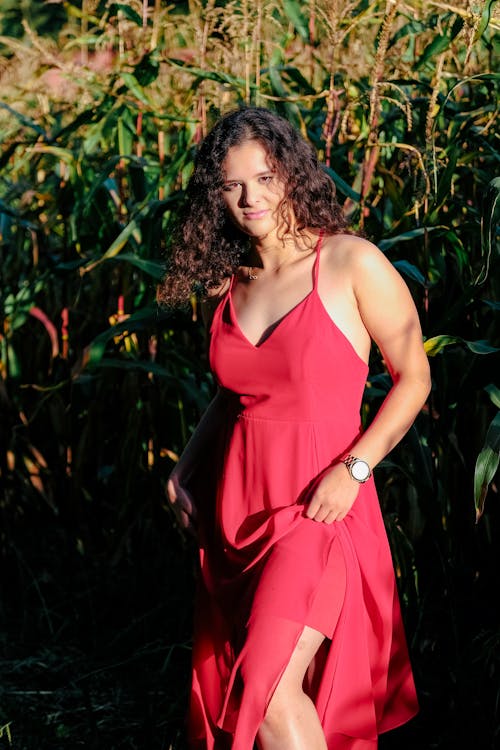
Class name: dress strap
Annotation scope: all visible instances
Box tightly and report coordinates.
[312,231,325,289]
[224,271,239,300]
[208,275,234,334]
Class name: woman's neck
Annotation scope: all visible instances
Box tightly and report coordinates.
[248,230,317,272]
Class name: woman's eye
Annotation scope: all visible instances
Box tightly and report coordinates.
[222,182,240,192]
[259,175,273,184]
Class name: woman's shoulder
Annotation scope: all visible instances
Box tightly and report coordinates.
[320,233,407,303]
[322,233,380,261]
[322,233,394,276]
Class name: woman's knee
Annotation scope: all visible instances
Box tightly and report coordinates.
[260,682,300,737]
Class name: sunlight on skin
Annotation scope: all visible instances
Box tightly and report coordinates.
[256,627,328,750]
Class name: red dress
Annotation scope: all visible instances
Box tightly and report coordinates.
[188,234,418,749]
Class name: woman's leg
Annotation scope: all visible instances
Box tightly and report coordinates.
[256,625,327,750]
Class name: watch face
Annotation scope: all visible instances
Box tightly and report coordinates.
[351,460,370,481]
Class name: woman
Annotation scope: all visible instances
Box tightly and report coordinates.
[158,107,431,750]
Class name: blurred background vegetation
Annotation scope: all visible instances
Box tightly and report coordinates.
[0,0,498,747]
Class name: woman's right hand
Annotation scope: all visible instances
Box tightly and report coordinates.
[166,473,198,536]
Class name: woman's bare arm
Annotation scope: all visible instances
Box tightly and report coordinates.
[167,283,231,530]
[347,240,431,466]
[167,388,229,531]
[307,239,431,523]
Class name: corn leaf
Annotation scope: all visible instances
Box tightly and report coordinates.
[393,260,427,285]
[85,305,167,366]
[474,412,500,521]
[120,73,154,107]
[424,336,500,356]
[0,101,49,139]
[379,226,446,251]
[417,17,464,69]
[481,176,500,259]
[323,166,361,203]
[485,384,500,409]
[83,218,141,270]
[474,0,497,41]
[281,0,309,43]
[108,3,143,26]
[110,253,164,279]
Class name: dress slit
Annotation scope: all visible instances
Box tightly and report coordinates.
[216,523,348,748]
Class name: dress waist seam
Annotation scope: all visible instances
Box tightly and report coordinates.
[235,412,344,424]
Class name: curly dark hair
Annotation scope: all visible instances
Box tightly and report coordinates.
[157,107,349,306]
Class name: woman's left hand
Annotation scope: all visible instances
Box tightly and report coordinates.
[306,463,361,523]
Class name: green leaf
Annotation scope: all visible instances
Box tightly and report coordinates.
[117,110,135,156]
[436,148,458,204]
[7,341,20,378]
[85,305,167,366]
[110,253,164,279]
[417,16,464,69]
[467,340,500,354]
[281,66,316,95]
[167,59,250,90]
[323,166,361,203]
[282,0,309,42]
[0,199,37,228]
[390,19,427,46]
[474,412,500,521]
[30,145,77,172]
[90,357,177,382]
[267,67,302,128]
[474,0,497,41]
[120,73,153,107]
[444,230,469,275]
[84,218,141,270]
[485,385,500,410]
[393,260,426,286]
[480,299,500,310]
[84,156,133,209]
[52,105,104,142]
[365,373,392,399]
[0,101,48,139]
[424,335,500,356]
[379,226,446,251]
[55,258,88,271]
[108,3,143,26]
[268,64,287,97]
[134,52,160,86]
[477,176,500,284]
[0,140,20,171]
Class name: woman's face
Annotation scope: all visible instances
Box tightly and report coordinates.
[221,140,287,241]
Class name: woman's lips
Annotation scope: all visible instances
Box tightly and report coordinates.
[243,209,269,219]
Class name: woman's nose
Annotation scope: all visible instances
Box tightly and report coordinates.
[238,183,259,207]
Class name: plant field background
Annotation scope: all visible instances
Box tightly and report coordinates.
[0,0,498,748]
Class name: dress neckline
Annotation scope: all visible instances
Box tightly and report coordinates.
[228,233,324,349]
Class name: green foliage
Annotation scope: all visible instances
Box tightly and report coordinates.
[0,0,67,44]
[0,0,498,746]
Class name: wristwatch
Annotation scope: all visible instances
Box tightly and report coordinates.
[342,454,371,483]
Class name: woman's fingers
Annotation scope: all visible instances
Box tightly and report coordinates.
[305,496,321,520]
[166,476,198,533]
[323,510,339,524]
[306,489,343,522]
[308,504,341,523]
[306,497,337,523]
[166,477,176,502]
